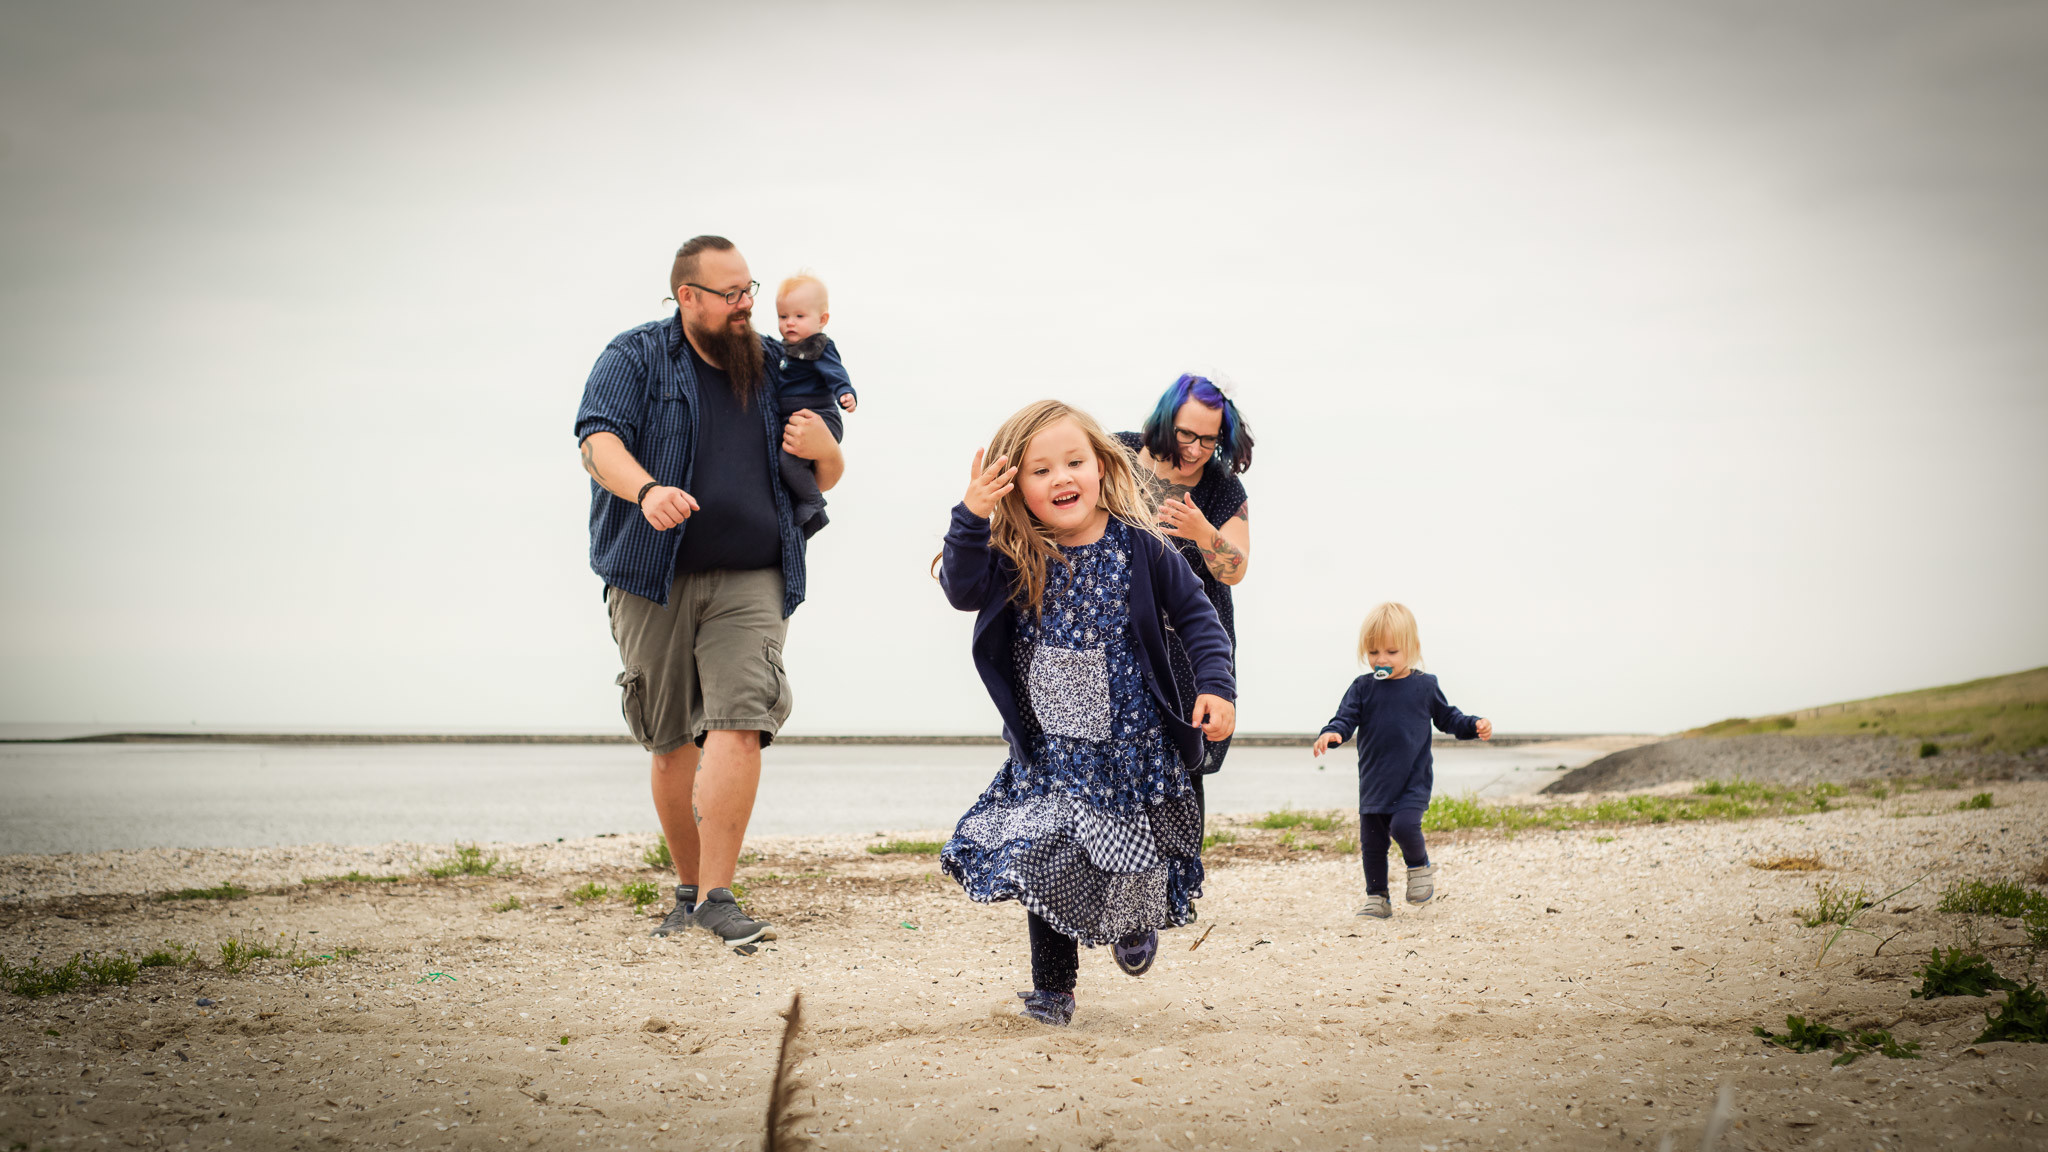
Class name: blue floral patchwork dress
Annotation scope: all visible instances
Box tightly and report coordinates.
[940,519,1205,945]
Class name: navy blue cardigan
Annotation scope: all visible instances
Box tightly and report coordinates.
[940,503,1236,774]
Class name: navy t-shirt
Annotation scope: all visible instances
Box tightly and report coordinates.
[1318,671,1480,813]
[673,343,782,575]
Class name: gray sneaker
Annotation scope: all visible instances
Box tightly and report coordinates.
[694,888,776,945]
[651,885,697,937]
[1406,863,1438,905]
[1356,894,1392,919]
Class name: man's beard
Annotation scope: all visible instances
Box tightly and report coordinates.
[686,312,765,403]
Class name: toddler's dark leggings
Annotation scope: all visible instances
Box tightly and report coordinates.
[1027,910,1079,994]
[1359,808,1429,896]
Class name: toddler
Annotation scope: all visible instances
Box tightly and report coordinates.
[774,273,856,538]
[937,399,1237,1026]
[1312,602,1492,918]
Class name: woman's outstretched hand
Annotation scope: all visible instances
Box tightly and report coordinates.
[963,448,1017,518]
[1311,732,1341,758]
[1157,494,1216,543]
[1191,694,1236,742]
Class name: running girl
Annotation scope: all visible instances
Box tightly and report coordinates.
[938,399,1237,1026]
[1311,602,1492,918]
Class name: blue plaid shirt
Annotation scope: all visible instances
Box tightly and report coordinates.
[574,313,807,615]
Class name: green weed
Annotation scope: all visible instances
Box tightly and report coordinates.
[217,936,286,975]
[82,953,137,985]
[1754,1016,1920,1065]
[642,836,672,870]
[1870,784,1890,800]
[1974,982,2048,1044]
[1253,809,1343,832]
[1911,948,2019,999]
[1802,880,1870,928]
[1332,837,1359,854]
[306,871,405,884]
[1201,830,1239,849]
[1277,831,1325,852]
[424,844,506,878]
[138,943,196,968]
[489,896,523,913]
[157,883,248,902]
[290,947,360,971]
[2,951,141,997]
[866,840,944,855]
[620,880,660,911]
[1938,879,2048,920]
[1958,792,1994,810]
[569,882,611,904]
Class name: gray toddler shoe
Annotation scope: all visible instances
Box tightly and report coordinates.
[1356,894,1392,919]
[1405,863,1439,905]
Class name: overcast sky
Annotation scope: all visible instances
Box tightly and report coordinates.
[2,1,2044,736]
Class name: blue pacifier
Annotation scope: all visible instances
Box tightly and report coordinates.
[1371,665,1394,680]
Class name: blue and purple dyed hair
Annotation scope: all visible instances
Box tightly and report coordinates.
[1139,373,1254,475]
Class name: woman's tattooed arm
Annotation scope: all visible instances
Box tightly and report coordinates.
[1199,529,1246,581]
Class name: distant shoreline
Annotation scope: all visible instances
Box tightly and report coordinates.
[0,730,1635,748]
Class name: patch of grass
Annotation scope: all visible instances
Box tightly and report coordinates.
[1753,1016,1920,1065]
[290,947,360,971]
[1332,837,1359,854]
[1753,854,1826,872]
[558,1034,572,1045]
[1201,830,1238,849]
[424,844,506,879]
[138,942,196,968]
[1416,783,1862,838]
[1870,784,1890,800]
[1801,880,1870,928]
[1920,742,1941,758]
[1276,831,1327,852]
[305,871,405,884]
[642,836,672,870]
[865,840,944,855]
[1958,792,1994,810]
[620,880,660,911]
[217,936,287,975]
[569,882,611,904]
[1938,879,2048,920]
[1,955,83,997]
[82,953,138,986]
[489,896,523,913]
[1911,948,2021,999]
[1686,667,2048,752]
[1593,836,1616,844]
[1253,809,1343,831]
[157,883,248,902]
[1974,982,2048,1044]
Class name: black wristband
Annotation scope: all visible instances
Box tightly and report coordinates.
[635,481,659,505]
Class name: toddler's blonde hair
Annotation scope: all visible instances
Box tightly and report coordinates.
[777,272,828,308]
[982,399,1164,613]
[1356,601,1423,668]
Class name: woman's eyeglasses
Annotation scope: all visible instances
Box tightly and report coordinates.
[1173,428,1220,449]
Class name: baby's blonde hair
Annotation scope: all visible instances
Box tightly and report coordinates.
[777,272,828,308]
[983,399,1165,614]
[1356,601,1423,668]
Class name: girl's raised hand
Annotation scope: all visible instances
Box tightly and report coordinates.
[1191,694,1236,742]
[1311,731,1341,758]
[963,448,1017,519]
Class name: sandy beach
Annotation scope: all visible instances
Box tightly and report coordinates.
[3,780,2046,1151]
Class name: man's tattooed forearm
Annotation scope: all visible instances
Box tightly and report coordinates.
[580,440,605,483]
[1200,533,1246,579]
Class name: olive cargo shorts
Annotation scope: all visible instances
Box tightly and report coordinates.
[607,568,792,755]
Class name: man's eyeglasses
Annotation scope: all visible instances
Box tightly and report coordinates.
[1173,428,1220,450]
[683,280,760,306]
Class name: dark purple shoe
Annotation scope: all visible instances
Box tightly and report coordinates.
[1017,990,1075,1026]
[1113,929,1158,977]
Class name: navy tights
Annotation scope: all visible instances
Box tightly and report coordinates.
[1028,911,1079,993]
[1360,809,1428,896]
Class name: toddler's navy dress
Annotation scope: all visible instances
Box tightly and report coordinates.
[940,519,1205,945]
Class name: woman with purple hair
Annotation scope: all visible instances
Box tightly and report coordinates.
[1117,373,1254,814]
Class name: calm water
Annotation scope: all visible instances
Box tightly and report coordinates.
[0,741,1616,854]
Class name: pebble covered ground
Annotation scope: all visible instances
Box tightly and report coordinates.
[2,784,2046,1151]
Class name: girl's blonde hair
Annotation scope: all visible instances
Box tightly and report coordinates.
[1356,601,1424,667]
[984,399,1165,613]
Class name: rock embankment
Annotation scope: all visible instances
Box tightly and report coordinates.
[1543,732,2048,794]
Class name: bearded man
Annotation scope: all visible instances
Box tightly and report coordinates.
[575,235,843,945]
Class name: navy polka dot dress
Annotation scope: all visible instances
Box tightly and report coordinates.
[940,518,1205,945]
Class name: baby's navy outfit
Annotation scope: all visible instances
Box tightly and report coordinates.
[1320,672,1480,897]
[774,333,855,538]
